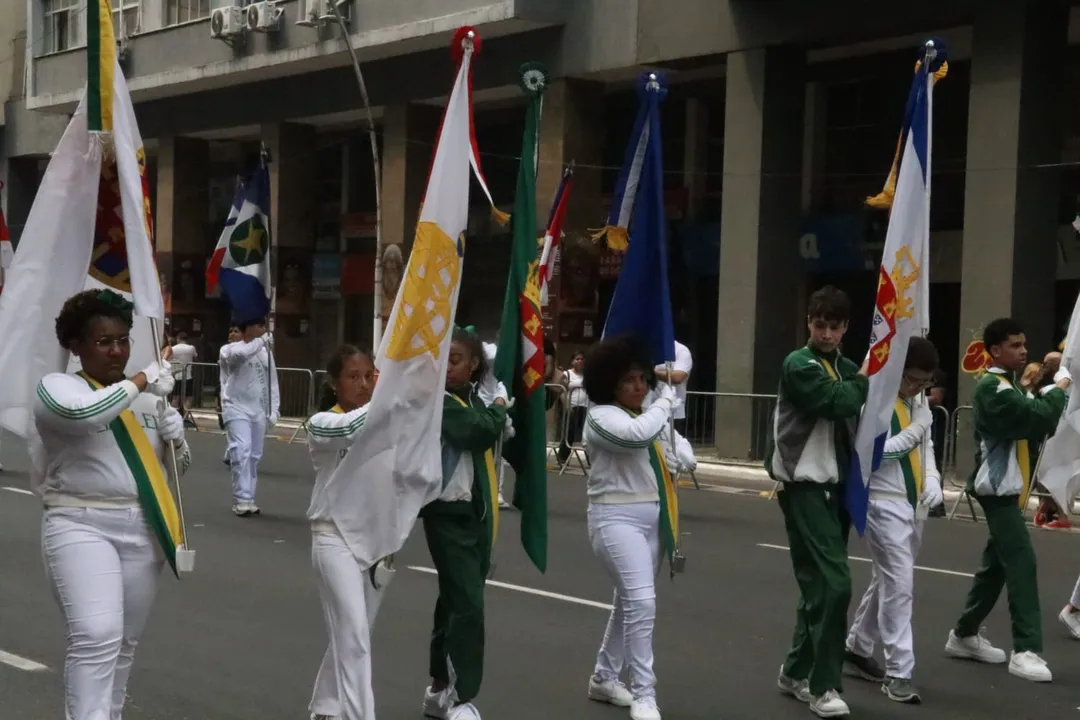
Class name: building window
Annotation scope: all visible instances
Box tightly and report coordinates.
[112,0,140,37]
[42,0,80,54]
[165,0,211,25]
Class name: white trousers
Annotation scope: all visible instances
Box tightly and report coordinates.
[588,501,662,701]
[1070,573,1080,608]
[225,416,266,503]
[309,529,387,720]
[846,499,924,679]
[42,507,164,720]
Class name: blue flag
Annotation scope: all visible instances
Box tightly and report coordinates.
[206,157,272,324]
[602,73,675,366]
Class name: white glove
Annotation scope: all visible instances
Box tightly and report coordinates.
[1055,366,1072,384]
[503,414,516,441]
[912,401,934,430]
[501,396,516,410]
[144,362,175,398]
[494,382,510,404]
[655,382,677,406]
[157,407,185,446]
[268,411,279,427]
[919,476,944,509]
[261,332,275,350]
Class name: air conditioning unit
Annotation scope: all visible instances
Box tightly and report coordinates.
[294,0,318,27]
[246,1,282,32]
[210,6,245,38]
[317,0,350,24]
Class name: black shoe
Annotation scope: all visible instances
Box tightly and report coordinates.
[844,651,887,682]
[881,676,921,704]
[929,504,946,518]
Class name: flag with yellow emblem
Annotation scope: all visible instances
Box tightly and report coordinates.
[327,27,482,569]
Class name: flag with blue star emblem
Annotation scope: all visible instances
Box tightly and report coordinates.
[206,158,272,324]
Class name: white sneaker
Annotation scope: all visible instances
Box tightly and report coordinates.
[497,494,512,509]
[446,703,481,720]
[422,686,450,719]
[776,666,812,703]
[310,714,338,720]
[249,503,261,515]
[232,503,252,516]
[809,690,850,717]
[1059,606,1080,639]
[629,698,662,720]
[944,628,1007,664]
[1009,651,1052,682]
[587,677,633,707]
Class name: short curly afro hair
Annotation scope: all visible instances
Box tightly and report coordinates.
[55,290,134,351]
[582,333,656,406]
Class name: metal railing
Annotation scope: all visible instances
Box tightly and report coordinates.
[172,362,316,430]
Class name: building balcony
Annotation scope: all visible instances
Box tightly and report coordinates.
[28,0,565,112]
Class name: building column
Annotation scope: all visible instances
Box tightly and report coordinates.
[382,103,441,255]
[262,122,317,371]
[155,135,208,333]
[537,79,605,234]
[715,47,805,460]
[2,156,43,247]
[954,2,1067,477]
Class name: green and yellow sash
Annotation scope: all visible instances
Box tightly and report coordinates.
[447,394,499,547]
[622,407,679,566]
[890,398,924,507]
[330,404,344,413]
[79,373,184,576]
[992,374,1034,508]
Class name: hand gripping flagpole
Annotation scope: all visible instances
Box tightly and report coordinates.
[326,0,384,351]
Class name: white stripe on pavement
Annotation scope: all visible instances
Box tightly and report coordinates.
[2,487,33,496]
[757,543,974,578]
[407,566,613,611]
[0,650,49,672]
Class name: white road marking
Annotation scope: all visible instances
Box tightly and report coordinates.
[757,543,975,578]
[0,650,49,672]
[2,487,34,496]
[407,566,613,611]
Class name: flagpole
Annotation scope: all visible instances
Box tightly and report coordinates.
[326,0,383,351]
[260,144,277,423]
[918,40,936,507]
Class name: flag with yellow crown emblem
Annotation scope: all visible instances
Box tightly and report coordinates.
[326,27,482,569]
[494,62,549,573]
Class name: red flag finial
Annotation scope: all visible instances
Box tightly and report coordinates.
[451,26,481,63]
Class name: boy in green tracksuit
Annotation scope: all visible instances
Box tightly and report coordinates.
[768,285,869,719]
[945,317,1070,683]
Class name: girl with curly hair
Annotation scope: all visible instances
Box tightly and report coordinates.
[305,345,388,720]
[581,333,694,720]
[34,289,187,720]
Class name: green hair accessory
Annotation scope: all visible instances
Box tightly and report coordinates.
[96,290,134,324]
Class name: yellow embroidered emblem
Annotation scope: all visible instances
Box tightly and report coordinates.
[523,258,542,307]
[385,221,461,362]
[889,246,920,321]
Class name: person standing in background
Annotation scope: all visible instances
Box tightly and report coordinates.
[653,341,692,436]
[558,352,588,465]
[170,331,198,426]
[219,319,279,517]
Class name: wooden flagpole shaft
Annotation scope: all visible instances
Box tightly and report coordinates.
[150,317,191,557]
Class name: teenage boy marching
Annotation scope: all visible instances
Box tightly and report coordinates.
[843,336,944,704]
[945,318,1069,682]
[768,285,869,718]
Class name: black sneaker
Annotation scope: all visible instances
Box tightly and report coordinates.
[929,504,946,518]
[844,650,887,682]
[881,676,921,704]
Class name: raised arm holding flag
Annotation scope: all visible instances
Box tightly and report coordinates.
[0,1,194,715]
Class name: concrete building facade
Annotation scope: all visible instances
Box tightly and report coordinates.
[8,0,1080,462]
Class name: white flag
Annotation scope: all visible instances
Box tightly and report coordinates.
[1035,292,1080,513]
[324,32,477,569]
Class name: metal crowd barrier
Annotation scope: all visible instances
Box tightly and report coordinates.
[684,390,778,463]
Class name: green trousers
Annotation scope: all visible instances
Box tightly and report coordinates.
[778,483,852,697]
[954,494,1042,652]
[421,501,487,704]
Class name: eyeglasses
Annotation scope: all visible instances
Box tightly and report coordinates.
[902,373,934,390]
[93,336,132,351]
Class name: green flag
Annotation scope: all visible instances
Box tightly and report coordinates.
[494,62,549,573]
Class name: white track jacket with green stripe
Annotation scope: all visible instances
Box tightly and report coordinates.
[306,405,369,522]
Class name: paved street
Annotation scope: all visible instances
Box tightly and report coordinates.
[2,430,1080,719]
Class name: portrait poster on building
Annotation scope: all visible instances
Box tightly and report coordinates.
[379,242,405,323]
[276,247,310,314]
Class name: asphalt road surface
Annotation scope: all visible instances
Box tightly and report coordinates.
[2,431,1080,719]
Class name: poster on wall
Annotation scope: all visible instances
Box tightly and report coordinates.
[312,253,342,300]
[379,243,405,322]
[156,251,173,316]
[276,247,310,314]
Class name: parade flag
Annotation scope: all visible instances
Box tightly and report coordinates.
[0,190,12,296]
[0,0,163,440]
[0,0,184,574]
[327,27,479,570]
[591,74,659,253]
[206,156,272,324]
[538,165,572,306]
[848,41,946,535]
[494,62,550,573]
[1036,291,1080,514]
[602,73,675,367]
